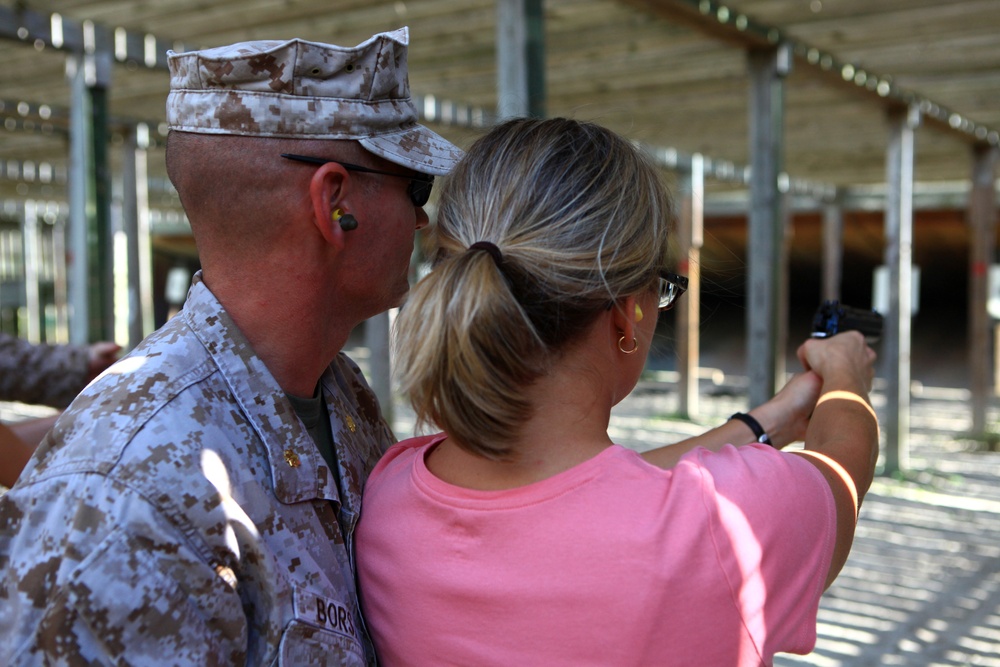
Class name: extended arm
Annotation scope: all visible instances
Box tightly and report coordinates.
[641,371,822,468]
[0,334,120,408]
[790,331,879,589]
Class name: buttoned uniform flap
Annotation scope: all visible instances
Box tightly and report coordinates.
[180,277,343,506]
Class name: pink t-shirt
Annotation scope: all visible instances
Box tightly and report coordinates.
[356,435,836,666]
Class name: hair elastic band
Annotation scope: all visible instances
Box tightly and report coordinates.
[469,241,504,268]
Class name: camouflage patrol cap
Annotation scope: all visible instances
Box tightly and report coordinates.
[166,27,461,176]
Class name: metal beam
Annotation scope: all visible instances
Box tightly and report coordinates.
[617,0,999,148]
[365,312,393,426]
[746,45,790,407]
[676,154,704,418]
[968,145,999,435]
[821,189,845,302]
[700,183,1000,216]
[881,104,920,475]
[64,46,114,344]
[20,200,41,343]
[0,158,68,188]
[0,5,188,69]
[413,94,496,130]
[641,141,834,197]
[776,189,792,384]
[0,96,165,143]
[496,0,546,119]
[50,211,69,343]
[122,124,154,348]
[66,55,90,346]
[90,53,114,342]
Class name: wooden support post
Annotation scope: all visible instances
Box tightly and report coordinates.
[969,145,999,435]
[882,104,920,476]
[746,45,790,408]
[677,155,703,418]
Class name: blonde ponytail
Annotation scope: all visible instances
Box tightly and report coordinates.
[394,248,545,459]
[394,118,674,460]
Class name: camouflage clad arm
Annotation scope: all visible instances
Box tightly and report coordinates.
[0,333,90,408]
[0,474,249,665]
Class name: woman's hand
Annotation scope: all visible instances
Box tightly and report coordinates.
[796,330,876,395]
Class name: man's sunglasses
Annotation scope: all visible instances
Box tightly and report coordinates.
[658,271,688,311]
[280,153,434,207]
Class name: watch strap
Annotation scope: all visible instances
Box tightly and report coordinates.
[729,412,773,447]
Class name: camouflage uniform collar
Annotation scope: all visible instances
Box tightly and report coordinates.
[182,272,343,507]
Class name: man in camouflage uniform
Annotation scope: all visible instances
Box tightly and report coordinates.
[0,334,120,487]
[0,333,120,409]
[0,28,462,665]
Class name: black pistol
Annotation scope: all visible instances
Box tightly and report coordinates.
[811,300,883,343]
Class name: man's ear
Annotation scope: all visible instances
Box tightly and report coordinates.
[309,162,350,250]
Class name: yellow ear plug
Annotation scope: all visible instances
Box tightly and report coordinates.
[332,208,343,221]
[635,304,644,323]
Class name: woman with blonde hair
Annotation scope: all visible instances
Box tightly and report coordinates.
[356,117,878,665]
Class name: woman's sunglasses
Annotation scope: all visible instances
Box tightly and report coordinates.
[657,271,688,311]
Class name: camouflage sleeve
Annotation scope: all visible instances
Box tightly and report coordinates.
[1,477,249,665]
[0,333,90,408]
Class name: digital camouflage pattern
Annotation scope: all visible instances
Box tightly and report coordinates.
[0,333,91,409]
[0,273,392,665]
[166,27,463,176]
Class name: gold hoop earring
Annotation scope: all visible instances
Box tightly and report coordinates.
[618,334,638,355]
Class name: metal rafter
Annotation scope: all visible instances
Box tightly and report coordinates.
[619,0,1000,147]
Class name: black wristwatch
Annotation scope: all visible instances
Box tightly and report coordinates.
[729,412,773,447]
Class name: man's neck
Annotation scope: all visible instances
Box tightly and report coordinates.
[202,265,354,397]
